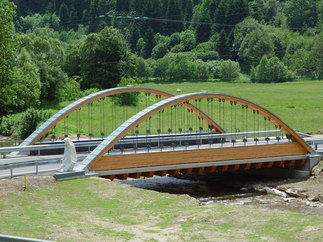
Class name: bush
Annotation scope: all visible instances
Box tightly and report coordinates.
[251,55,294,83]
[81,88,101,97]
[58,76,81,101]
[115,77,141,106]
[18,108,51,139]
[135,57,151,79]
[206,60,223,78]
[0,116,16,136]
[220,60,240,81]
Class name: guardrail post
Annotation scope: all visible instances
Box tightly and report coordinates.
[36,162,39,174]
[10,168,13,178]
[315,143,318,150]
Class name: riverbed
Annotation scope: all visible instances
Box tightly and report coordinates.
[120,172,323,217]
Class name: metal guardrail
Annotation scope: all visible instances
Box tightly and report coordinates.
[1,131,320,180]
[0,234,54,242]
[0,158,61,178]
[0,130,283,158]
[305,139,323,151]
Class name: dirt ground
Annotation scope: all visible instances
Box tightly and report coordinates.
[0,175,57,196]
[1,159,322,203]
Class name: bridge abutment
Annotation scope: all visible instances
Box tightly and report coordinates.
[289,155,321,179]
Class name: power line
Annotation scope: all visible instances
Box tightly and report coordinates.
[18,11,323,32]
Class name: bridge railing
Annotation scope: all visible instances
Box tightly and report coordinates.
[1,130,283,158]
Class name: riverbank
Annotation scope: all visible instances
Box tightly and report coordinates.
[0,160,322,241]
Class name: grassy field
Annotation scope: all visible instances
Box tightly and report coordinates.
[141,80,323,133]
[43,80,323,139]
[1,177,323,241]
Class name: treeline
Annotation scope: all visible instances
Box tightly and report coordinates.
[0,0,322,122]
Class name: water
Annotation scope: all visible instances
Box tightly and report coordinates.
[0,135,21,147]
[120,175,323,217]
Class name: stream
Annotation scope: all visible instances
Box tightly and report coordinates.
[0,135,21,148]
[120,174,323,217]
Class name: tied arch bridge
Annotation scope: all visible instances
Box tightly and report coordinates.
[16,86,321,180]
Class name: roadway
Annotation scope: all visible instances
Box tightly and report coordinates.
[0,133,322,179]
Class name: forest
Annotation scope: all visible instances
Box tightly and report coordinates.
[0,0,322,138]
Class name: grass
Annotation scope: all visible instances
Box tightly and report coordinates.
[141,80,323,133]
[38,80,323,140]
[1,178,323,241]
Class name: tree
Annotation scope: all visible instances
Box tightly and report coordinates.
[218,30,231,58]
[193,41,219,61]
[151,43,169,59]
[284,0,319,30]
[136,38,146,57]
[184,0,193,24]
[0,1,17,116]
[135,56,151,79]
[248,0,282,24]
[58,3,69,25]
[10,47,41,111]
[233,17,262,55]
[180,30,196,51]
[143,27,155,58]
[239,29,275,67]
[116,0,130,12]
[252,56,294,83]
[78,26,125,89]
[220,60,240,81]
[195,11,212,44]
[163,0,183,34]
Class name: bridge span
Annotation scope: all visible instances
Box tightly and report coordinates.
[1,87,321,180]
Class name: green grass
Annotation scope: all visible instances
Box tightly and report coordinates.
[141,80,323,133]
[40,80,323,140]
[1,178,323,241]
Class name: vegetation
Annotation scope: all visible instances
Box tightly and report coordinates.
[0,178,322,241]
[0,0,322,138]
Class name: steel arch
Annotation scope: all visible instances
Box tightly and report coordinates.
[75,92,312,171]
[18,86,224,148]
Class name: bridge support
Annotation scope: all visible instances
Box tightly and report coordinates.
[289,154,321,179]
[234,154,321,179]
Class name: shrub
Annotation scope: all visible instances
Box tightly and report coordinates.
[252,55,294,83]
[220,60,240,81]
[18,108,51,139]
[58,76,81,101]
[115,77,141,106]
[0,116,16,136]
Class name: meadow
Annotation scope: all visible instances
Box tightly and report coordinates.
[1,177,323,241]
[46,80,323,140]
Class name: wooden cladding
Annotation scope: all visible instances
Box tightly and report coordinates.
[90,142,306,171]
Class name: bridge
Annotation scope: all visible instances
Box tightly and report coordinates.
[1,86,321,180]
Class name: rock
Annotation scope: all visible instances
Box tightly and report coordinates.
[307,195,319,202]
[311,159,323,176]
[283,197,296,202]
[264,187,288,198]
[276,185,287,191]
[254,184,266,192]
[318,194,323,203]
[298,193,308,199]
[285,188,300,197]
[306,201,316,207]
